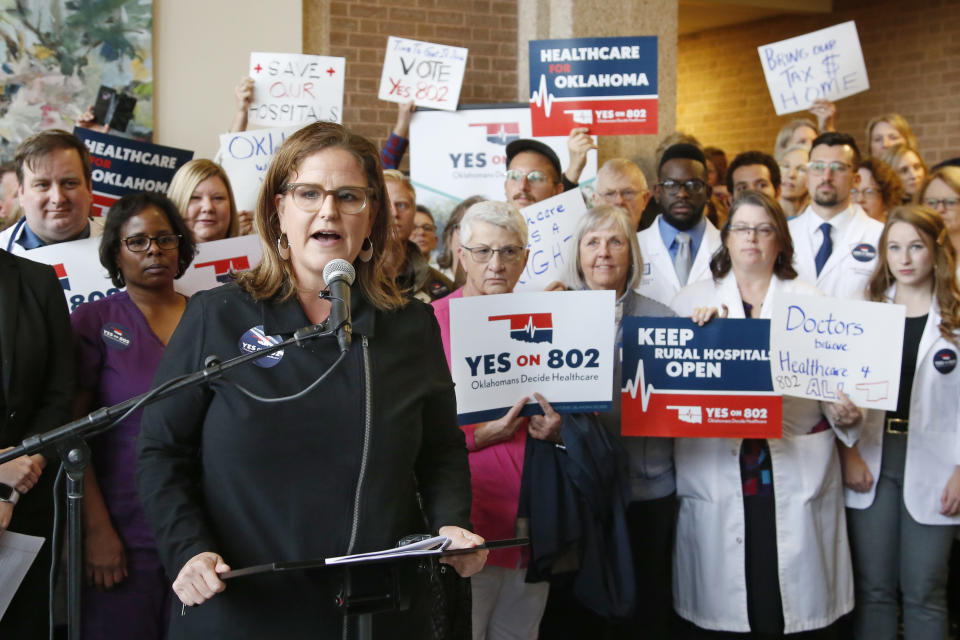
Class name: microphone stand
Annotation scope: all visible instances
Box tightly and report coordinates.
[0,322,339,640]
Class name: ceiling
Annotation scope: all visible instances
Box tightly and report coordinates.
[678,0,833,35]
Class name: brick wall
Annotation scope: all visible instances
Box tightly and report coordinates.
[318,0,519,167]
[676,0,960,166]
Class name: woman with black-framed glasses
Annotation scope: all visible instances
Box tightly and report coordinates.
[70,191,196,639]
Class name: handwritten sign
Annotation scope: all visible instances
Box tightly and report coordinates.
[408,106,597,222]
[450,290,615,424]
[621,317,782,438]
[248,52,344,126]
[758,21,869,116]
[25,234,262,312]
[528,36,658,136]
[217,125,303,212]
[769,293,904,409]
[74,128,194,217]
[514,189,588,291]
[378,36,467,111]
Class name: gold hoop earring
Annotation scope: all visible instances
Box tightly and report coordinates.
[277,233,291,260]
[358,237,373,263]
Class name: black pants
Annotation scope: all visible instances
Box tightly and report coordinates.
[539,494,677,639]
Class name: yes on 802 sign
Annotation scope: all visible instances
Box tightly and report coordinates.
[450,290,615,424]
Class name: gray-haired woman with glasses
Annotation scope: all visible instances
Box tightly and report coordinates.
[432,200,562,640]
[71,192,196,639]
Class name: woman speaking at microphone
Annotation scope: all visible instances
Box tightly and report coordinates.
[669,192,862,638]
[136,121,485,639]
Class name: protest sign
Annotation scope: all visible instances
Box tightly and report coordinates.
[769,293,904,410]
[248,52,345,126]
[218,125,303,212]
[621,317,782,438]
[25,234,262,311]
[378,36,468,111]
[175,234,262,297]
[528,36,658,137]
[757,21,869,116]
[450,290,615,424]
[408,105,597,222]
[513,189,588,291]
[26,237,118,312]
[74,128,194,217]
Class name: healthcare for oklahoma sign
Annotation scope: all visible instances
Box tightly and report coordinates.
[621,317,782,438]
[450,290,614,424]
[529,36,658,136]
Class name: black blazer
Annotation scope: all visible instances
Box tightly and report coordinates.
[0,249,74,510]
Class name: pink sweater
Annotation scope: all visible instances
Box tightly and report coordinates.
[432,289,527,569]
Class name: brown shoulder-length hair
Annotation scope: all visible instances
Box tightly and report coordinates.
[857,158,905,212]
[867,205,960,344]
[710,190,797,281]
[236,121,405,311]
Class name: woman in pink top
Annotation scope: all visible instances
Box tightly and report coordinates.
[432,200,561,640]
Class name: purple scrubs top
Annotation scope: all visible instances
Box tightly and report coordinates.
[71,292,166,569]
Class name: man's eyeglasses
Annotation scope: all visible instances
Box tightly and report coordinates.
[413,223,437,233]
[282,184,372,214]
[806,161,852,174]
[461,244,525,264]
[657,179,706,195]
[505,169,551,185]
[123,233,181,252]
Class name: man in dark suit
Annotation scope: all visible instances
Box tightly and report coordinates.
[0,249,75,638]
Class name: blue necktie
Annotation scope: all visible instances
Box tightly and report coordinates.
[815,222,832,276]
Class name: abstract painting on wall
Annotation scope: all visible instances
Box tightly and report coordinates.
[0,0,153,159]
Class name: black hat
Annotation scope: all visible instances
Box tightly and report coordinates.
[505,139,562,178]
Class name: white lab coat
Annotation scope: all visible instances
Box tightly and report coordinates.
[670,273,856,634]
[788,205,883,302]
[636,215,722,306]
[845,288,960,525]
[0,216,104,255]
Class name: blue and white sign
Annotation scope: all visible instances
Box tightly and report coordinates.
[514,188,588,292]
[74,128,194,218]
[449,290,615,424]
[218,125,303,212]
[529,36,658,136]
[408,106,597,224]
[758,21,870,116]
[621,318,782,438]
[769,292,905,409]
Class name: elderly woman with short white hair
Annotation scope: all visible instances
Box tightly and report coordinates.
[432,200,561,640]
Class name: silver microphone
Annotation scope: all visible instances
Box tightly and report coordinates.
[322,259,356,353]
